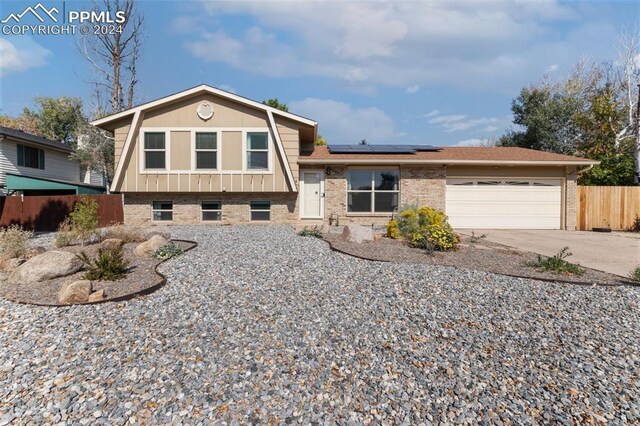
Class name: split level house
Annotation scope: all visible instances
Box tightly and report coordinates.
[0,126,105,196]
[91,85,598,230]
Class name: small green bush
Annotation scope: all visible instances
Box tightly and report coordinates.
[629,216,640,233]
[54,218,73,248]
[386,220,400,239]
[526,246,584,276]
[77,243,129,281]
[153,242,184,261]
[391,205,459,252]
[629,266,640,282]
[298,226,323,238]
[0,224,33,260]
[69,196,99,245]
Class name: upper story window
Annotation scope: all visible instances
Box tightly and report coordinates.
[195,132,217,169]
[347,169,400,213]
[144,132,166,169]
[246,132,269,170]
[17,144,45,170]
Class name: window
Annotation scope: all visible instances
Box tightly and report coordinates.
[17,144,45,169]
[144,132,166,169]
[202,201,222,221]
[347,169,399,213]
[195,132,217,169]
[246,132,269,170]
[152,201,173,221]
[250,201,271,221]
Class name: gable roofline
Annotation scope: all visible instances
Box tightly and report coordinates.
[0,126,73,153]
[90,84,317,128]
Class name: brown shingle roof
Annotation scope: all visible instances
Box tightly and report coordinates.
[300,146,597,165]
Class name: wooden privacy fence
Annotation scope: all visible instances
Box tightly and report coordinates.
[577,186,640,231]
[0,194,123,232]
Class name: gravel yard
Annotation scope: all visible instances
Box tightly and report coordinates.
[1,225,639,424]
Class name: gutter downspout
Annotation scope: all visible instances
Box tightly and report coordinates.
[576,164,594,176]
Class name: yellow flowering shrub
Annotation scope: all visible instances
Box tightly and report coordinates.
[386,220,400,239]
[388,204,459,252]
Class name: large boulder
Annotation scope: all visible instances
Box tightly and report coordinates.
[341,225,374,243]
[11,250,83,283]
[58,280,92,304]
[134,235,169,258]
[1,258,26,273]
[99,238,124,249]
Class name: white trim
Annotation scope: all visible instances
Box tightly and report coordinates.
[200,200,222,222]
[150,200,173,222]
[91,84,317,128]
[299,158,599,166]
[300,170,325,219]
[243,130,272,173]
[267,110,297,192]
[139,130,170,172]
[111,109,143,192]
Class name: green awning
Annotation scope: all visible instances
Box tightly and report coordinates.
[5,173,106,195]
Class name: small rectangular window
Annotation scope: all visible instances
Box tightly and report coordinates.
[144,132,166,169]
[195,132,217,169]
[246,132,269,170]
[17,144,45,169]
[250,201,271,221]
[202,201,222,221]
[152,201,173,221]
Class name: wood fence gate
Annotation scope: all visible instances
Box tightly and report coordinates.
[577,186,640,231]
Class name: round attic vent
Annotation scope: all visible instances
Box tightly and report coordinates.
[197,102,214,120]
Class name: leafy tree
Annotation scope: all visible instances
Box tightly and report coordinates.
[262,98,289,112]
[316,134,327,146]
[22,97,84,144]
[0,114,39,135]
[71,120,115,188]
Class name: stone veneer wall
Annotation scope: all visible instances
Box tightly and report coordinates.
[565,166,578,231]
[317,164,446,227]
[123,192,299,225]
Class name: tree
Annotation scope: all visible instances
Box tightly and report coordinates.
[262,98,289,112]
[70,120,115,188]
[316,134,327,146]
[78,0,143,113]
[0,114,39,135]
[22,97,84,144]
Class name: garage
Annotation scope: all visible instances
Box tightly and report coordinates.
[445,178,562,229]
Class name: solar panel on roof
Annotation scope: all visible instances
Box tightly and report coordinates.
[327,144,440,154]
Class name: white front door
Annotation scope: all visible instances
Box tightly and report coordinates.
[302,171,324,218]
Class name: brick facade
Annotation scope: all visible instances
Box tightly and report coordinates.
[565,166,578,231]
[123,192,298,226]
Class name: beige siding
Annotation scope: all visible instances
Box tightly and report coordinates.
[170,131,191,170]
[221,131,242,170]
[275,116,301,183]
[113,122,131,167]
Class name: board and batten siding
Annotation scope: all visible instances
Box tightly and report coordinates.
[0,138,80,187]
[111,93,305,193]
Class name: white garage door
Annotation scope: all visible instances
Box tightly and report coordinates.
[446,178,562,229]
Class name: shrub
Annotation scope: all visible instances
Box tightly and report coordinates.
[55,218,73,247]
[386,220,400,239]
[629,266,640,282]
[391,205,459,252]
[153,242,184,261]
[526,246,584,276]
[69,196,99,245]
[298,226,323,238]
[629,216,640,233]
[103,224,146,243]
[77,243,129,281]
[0,224,33,260]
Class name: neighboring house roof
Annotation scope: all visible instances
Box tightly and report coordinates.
[90,84,318,128]
[0,126,73,153]
[300,146,599,166]
[5,173,106,194]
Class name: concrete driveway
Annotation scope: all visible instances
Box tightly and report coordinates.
[461,230,640,277]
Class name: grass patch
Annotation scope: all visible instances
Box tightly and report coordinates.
[526,246,584,276]
[629,266,640,283]
[298,226,323,238]
[0,224,33,261]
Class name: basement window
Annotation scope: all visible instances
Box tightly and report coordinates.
[152,201,173,221]
[201,201,222,221]
[250,201,271,221]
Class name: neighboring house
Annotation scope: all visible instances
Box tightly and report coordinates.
[91,85,598,230]
[0,126,105,195]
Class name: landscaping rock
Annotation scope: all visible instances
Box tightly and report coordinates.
[24,246,46,258]
[99,238,124,248]
[134,235,168,258]
[88,289,106,302]
[1,258,25,272]
[341,225,374,243]
[11,250,84,282]
[58,280,92,304]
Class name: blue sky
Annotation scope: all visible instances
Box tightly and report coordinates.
[0,0,638,146]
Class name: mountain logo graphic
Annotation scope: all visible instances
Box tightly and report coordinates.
[2,2,59,24]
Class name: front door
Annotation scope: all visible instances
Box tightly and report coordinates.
[302,171,324,218]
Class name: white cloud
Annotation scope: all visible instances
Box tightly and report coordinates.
[428,114,467,124]
[0,38,51,77]
[424,109,440,118]
[546,64,559,73]
[406,84,420,94]
[429,114,500,132]
[483,125,500,132]
[289,98,395,144]
[452,138,492,147]
[180,1,610,91]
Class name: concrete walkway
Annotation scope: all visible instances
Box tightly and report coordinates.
[461,230,640,277]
